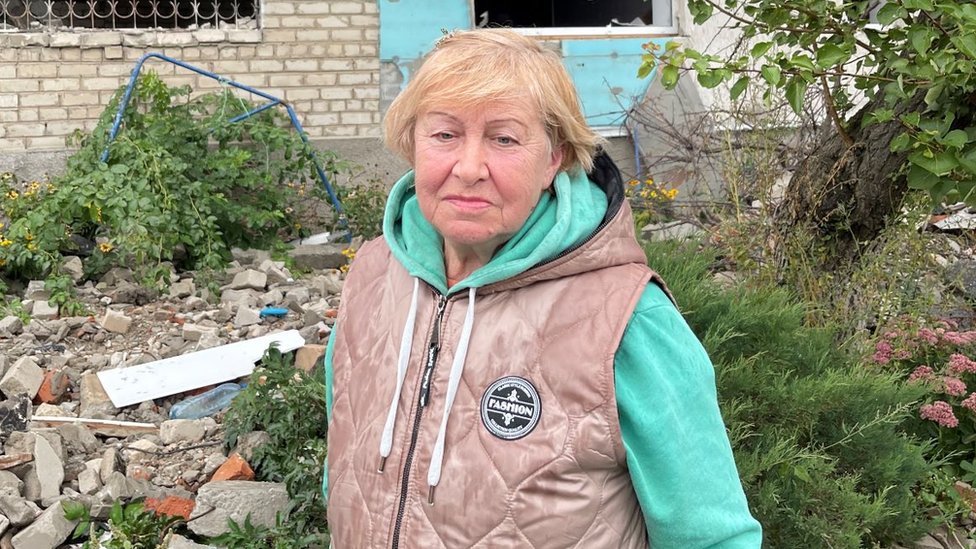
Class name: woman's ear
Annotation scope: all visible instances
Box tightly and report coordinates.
[545,146,565,189]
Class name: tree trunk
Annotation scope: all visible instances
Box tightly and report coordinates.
[775,91,928,269]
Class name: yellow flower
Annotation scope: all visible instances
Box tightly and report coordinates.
[627,179,639,187]
[341,247,357,260]
[24,232,32,242]
[0,239,11,247]
[98,242,114,253]
[28,182,39,192]
[26,243,36,252]
[5,190,18,200]
[293,223,302,230]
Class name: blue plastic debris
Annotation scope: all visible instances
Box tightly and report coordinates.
[259,307,289,319]
[169,383,243,420]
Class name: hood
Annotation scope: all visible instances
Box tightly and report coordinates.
[383,151,639,296]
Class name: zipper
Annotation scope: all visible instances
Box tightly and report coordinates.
[390,293,449,549]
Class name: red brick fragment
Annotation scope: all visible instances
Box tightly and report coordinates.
[35,369,69,404]
[144,495,195,520]
[210,452,254,482]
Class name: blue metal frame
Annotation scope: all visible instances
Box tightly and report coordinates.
[100,52,347,236]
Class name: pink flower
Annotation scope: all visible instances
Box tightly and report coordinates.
[920,401,959,428]
[943,331,968,345]
[943,376,967,396]
[871,351,891,365]
[963,393,976,413]
[917,328,939,345]
[908,366,935,382]
[876,340,893,353]
[948,354,976,375]
[884,330,902,340]
[893,349,912,360]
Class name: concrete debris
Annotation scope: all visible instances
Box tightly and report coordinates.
[187,480,289,537]
[0,358,43,399]
[101,308,133,334]
[0,241,348,542]
[31,301,58,320]
[228,269,267,291]
[287,243,348,270]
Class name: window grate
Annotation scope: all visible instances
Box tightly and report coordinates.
[0,0,258,31]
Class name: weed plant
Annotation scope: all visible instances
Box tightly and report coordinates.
[220,347,329,546]
[645,240,937,547]
[0,71,341,282]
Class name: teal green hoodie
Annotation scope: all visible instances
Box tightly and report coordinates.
[324,157,762,548]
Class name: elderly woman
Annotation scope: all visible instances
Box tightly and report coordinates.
[323,29,761,548]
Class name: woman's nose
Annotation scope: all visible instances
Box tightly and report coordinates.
[451,139,489,184]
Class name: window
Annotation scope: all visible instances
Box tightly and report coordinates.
[473,0,675,35]
[0,0,257,31]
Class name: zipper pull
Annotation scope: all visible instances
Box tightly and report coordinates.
[418,296,448,408]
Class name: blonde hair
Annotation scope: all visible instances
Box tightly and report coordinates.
[383,28,604,174]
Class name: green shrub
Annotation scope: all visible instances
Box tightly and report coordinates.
[645,240,936,548]
[221,347,329,546]
[0,71,341,280]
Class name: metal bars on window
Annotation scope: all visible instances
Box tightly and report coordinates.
[0,0,257,31]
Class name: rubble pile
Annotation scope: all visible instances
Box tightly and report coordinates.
[0,243,348,548]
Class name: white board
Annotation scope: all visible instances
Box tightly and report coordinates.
[97,330,306,408]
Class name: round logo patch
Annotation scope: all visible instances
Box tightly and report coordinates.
[480,376,541,440]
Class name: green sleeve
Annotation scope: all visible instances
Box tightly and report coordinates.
[325,324,337,420]
[322,324,337,500]
[615,284,762,548]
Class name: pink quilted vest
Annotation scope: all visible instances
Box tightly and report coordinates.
[328,200,659,548]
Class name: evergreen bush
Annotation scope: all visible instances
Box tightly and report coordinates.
[645,241,936,547]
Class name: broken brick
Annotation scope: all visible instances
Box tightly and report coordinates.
[210,452,254,482]
[34,369,69,404]
[145,495,195,520]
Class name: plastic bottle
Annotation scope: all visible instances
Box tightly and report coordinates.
[169,382,243,420]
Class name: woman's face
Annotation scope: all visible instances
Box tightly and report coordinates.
[412,100,563,256]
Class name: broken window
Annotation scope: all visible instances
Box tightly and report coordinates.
[474,0,672,29]
[0,0,257,31]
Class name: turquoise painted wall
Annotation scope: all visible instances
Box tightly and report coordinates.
[378,1,668,128]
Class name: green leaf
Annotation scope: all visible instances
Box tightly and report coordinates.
[785,78,808,116]
[902,0,934,8]
[952,35,976,59]
[815,44,849,68]
[661,64,680,89]
[909,150,959,176]
[890,132,911,152]
[637,61,654,79]
[875,3,905,25]
[907,164,940,190]
[760,65,782,87]
[750,41,772,59]
[697,69,725,89]
[788,55,816,72]
[909,27,935,56]
[924,83,946,108]
[730,76,750,101]
[942,130,969,149]
[109,501,123,525]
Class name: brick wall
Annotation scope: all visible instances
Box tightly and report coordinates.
[0,0,381,153]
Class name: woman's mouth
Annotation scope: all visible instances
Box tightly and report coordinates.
[444,196,492,211]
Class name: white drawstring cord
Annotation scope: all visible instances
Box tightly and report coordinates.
[378,277,420,472]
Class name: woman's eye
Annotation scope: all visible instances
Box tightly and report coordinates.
[436,132,454,140]
[495,136,515,145]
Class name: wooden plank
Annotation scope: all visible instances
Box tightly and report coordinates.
[96,330,305,408]
[31,416,158,437]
